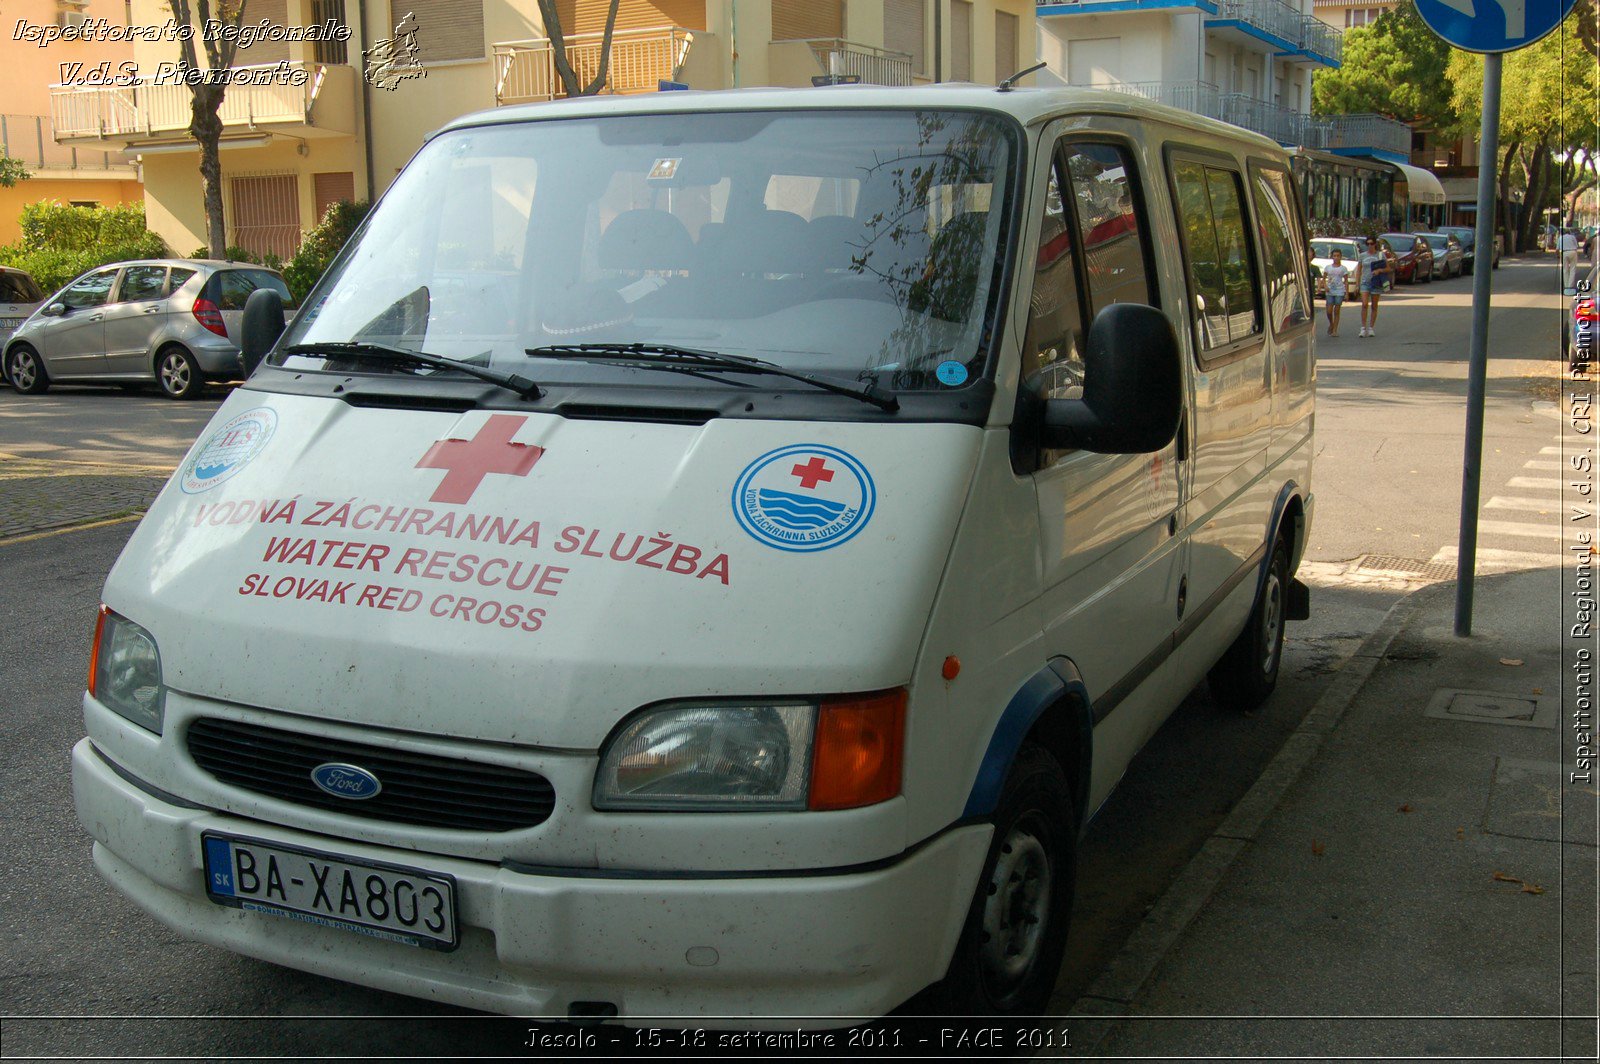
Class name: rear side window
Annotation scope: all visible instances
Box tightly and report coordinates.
[209,269,293,310]
[168,267,197,292]
[119,265,169,302]
[0,272,44,302]
[1250,165,1311,334]
[1173,159,1261,352]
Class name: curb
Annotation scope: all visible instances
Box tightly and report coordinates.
[1060,582,1440,1055]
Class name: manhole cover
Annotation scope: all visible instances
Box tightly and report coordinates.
[1357,554,1459,582]
[1424,688,1555,729]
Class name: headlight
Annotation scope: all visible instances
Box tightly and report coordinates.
[89,607,165,734]
[593,702,814,810]
[593,690,907,812]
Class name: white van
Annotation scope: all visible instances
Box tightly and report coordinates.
[72,85,1314,1024]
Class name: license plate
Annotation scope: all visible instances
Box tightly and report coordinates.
[0,318,21,330]
[202,832,459,950]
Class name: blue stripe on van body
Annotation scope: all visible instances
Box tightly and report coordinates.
[963,660,1092,819]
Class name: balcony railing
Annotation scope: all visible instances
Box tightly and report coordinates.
[1106,80,1224,122]
[494,26,694,105]
[1220,91,1302,144]
[0,113,135,172]
[1318,113,1412,156]
[1212,0,1305,47]
[1300,16,1342,63]
[50,63,331,141]
[802,39,913,86]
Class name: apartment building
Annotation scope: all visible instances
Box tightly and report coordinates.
[1310,0,1392,30]
[47,1,1037,258]
[0,0,144,244]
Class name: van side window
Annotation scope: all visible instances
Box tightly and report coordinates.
[1250,165,1311,333]
[1065,144,1152,315]
[1173,160,1261,350]
[1022,155,1087,403]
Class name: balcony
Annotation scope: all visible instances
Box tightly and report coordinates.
[1315,113,1412,162]
[49,62,356,148]
[0,113,137,176]
[1299,16,1342,65]
[1104,80,1224,120]
[770,38,913,87]
[1208,0,1306,50]
[1098,80,1312,145]
[1038,1,1221,15]
[494,26,696,105]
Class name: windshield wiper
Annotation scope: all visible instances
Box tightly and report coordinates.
[524,342,899,413]
[283,341,543,400]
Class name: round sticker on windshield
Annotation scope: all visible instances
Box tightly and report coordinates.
[733,444,875,552]
[181,407,277,494]
[936,360,969,386]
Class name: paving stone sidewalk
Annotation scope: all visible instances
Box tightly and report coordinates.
[0,454,170,540]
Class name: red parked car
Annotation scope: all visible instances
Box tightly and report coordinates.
[1380,233,1433,284]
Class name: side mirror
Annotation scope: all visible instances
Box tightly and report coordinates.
[42,302,65,317]
[240,288,286,374]
[1039,303,1182,454]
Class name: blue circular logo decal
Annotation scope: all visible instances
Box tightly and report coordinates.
[310,762,383,800]
[935,360,969,386]
[733,444,875,552]
[181,407,277,494]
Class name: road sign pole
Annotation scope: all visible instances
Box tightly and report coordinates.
[1454,51,1503,637]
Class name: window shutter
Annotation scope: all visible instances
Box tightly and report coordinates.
[232,0,289,66]
[771,0,843,40]
[951,1,972,81]
[995,10,1018,84]
[401,0,485,63]
[313,172,356,221]
[551,1,707,34]
[884,0,926,75]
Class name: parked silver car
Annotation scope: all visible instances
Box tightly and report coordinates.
[3,259,293,399]
[0,266,46,379]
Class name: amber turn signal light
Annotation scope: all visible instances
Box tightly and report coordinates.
[87,604,110,696]
[807,688,907,811]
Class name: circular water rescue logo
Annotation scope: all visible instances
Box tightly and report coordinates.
[180,407,278,494]
[733,444,875,552]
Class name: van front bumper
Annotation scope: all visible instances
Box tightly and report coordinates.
[72,738,989,1024]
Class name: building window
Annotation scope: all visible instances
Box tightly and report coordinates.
[884,0,927,77]
[1345,7,1389,27]
[311,0,349,65]
[313,171,357,222]
[229,173,303,260]
[951,1,972,82]
[995,10,1018,84]
[401,0,485,64]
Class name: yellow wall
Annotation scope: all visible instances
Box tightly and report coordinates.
[0,178,144,244]
[1,0,135,115]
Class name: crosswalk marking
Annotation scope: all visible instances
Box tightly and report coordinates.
[1477,519,1563,539]
[1432,545,1559,570]
[1485,496,1560,512]
[1508,476,1566,490]
[1520,460,1565,470]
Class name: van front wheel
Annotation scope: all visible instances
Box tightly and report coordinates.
[1209,536,1290,711]
[927,743,1076,1016]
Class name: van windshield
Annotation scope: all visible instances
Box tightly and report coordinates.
[274,109,1017,397]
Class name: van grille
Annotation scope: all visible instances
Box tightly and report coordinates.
[186,718,555,832]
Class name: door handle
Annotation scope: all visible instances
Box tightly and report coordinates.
[143,305,160,313]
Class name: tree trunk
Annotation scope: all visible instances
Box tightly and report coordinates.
[1497,140,1520,253]
[190,85,227,256]
[1519,142,1551,252]
[537,0,622,98]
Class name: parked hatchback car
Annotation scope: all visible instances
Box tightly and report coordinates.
[1415,232,1464,279]
[1378,233,1430,285]
[0,266,46,380]
[1434,225,1488,273]
[4,259,293,399]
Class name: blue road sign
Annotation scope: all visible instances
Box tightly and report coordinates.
[1414,0,1578,53]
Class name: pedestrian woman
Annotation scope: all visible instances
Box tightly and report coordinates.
[1358,236,1390,338]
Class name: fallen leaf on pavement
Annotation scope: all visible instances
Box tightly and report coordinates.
[1499,658,1524,667]
[1532,687,1544,695]
[1521,882,1546,895]
[1492,871,1520,883]
[1398,804,1414,813]
[1311,840,1326,856]
[1455,827,1465,840]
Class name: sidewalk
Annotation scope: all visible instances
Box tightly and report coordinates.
[1068,565,1597,1058]
[0,452,168,540]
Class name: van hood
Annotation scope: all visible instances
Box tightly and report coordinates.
[106,390,982,748]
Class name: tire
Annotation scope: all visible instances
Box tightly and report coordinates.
[926,743,1076,1017]
[7,344,49,394]
[156,346,204,400]
[1208,535,1290,712]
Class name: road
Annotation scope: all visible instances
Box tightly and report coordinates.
[0,257,1571,1056]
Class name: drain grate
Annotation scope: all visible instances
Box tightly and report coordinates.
[1424,688,1555,729]
[1356,554,1459,582]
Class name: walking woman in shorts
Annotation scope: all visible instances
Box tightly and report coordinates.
[1357,236,1390,338]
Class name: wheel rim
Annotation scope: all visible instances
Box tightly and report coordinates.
[1261,568,1284,675]
[980,824,1052,990]
[12,351,36,389]
[160,352,190,394]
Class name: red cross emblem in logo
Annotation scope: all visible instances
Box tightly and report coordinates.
[791,456,835,490]
[416,414,544,504]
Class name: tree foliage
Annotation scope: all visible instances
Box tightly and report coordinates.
[0,155,28,188]
[0,201,170,291]
[1312,2,1460,136]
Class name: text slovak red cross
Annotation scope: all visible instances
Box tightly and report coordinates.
[416,414,544,504]
[791,457,835,490]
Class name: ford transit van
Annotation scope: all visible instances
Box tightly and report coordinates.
[72,84,1314,1024]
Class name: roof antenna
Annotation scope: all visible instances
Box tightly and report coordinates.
[997,61,1047,93]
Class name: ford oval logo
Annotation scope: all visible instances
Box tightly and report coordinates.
[310,762,382,800]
